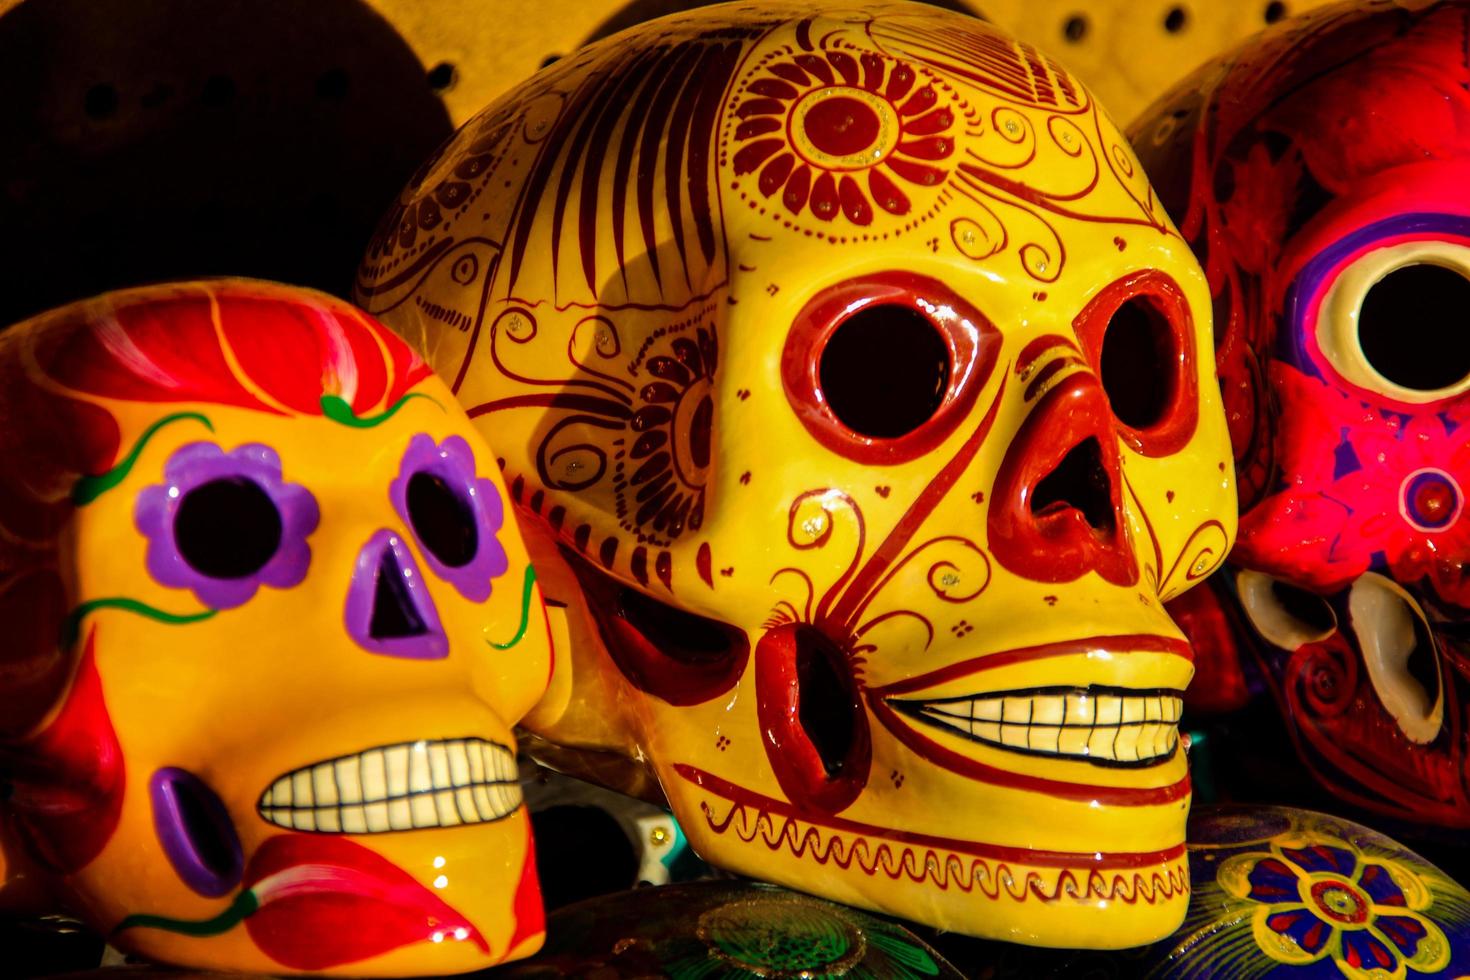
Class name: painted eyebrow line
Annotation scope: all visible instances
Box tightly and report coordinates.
[320,392,445,428]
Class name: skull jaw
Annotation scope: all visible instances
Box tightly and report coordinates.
[70,693,544,976]
[661,760,1190,948]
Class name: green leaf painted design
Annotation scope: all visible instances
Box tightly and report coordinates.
[114,888,259,938]
[320,392,441,428]
[73,412,214,506]
[487,565,538,651]
[62,597,216,649]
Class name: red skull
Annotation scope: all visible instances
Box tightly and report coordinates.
[1134,0,1470,828]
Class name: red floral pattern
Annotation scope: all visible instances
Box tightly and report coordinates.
[731,47,954,226]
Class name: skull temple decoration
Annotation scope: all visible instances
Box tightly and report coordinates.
[0,282,552,974]
[1133,0,1470,831]
[357,2,1235,948]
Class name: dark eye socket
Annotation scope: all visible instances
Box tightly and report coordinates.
[1099,295,1178,430]
[175,477,282,579]
[407,471,478,568]
[1358,263,1470,391]
[818,304,950,439]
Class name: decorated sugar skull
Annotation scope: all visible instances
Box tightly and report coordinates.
[357,1,1236,948]
[1133,0,1470,830]
[0,282,552,974]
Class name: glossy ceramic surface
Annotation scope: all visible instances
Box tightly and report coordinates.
[1133,0,1470,831]
[0,281,552,975]
[356,0,1237,948]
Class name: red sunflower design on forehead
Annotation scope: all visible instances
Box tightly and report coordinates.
[730,46,954,226]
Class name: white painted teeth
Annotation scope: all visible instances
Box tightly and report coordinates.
[895,690,1184,767]
[258,738,521,833]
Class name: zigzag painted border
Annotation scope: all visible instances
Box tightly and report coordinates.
[700,799,1188,905]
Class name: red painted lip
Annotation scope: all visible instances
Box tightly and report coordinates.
[243,835,488,971]
[869,633,1194,700]
[865,634,1193,805]
[673,763,1185,869]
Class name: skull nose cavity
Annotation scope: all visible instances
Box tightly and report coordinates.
[150,767,243,898]
[371,549,428,639]
[756,624,871,814]
[989,374,1137,585]
[1030,436,1115,533]
[346,530,448,660]
[796,633,857,780]
[1348,573,1445,744]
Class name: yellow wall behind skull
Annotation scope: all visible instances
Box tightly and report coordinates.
[355,0,1338,127]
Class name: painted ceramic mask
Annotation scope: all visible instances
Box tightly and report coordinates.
[1132,0,1470,831]
[356,1,1236,948]
[0,281,552,974]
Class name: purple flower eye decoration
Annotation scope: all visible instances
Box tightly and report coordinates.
[390,434,508,601]
[135,443,320,610]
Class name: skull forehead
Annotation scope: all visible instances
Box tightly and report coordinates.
[355,1,1214,574]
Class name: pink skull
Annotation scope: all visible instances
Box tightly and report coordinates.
[1134,0,1470,828]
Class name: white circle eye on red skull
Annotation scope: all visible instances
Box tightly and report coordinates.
[406,471,478,568]
[1099,296,1176,430]
[175,478,282,578]
[1357,263,1470,391]
[818,305,950,439]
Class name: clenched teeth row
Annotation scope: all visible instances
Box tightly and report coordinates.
[257,738,521,833]
[899,691,1183,766]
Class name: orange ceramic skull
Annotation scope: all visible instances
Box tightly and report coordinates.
[356,1,1235,948]
[0,281,551,974]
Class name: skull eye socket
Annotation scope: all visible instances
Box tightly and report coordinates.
[1358,264,1470,391]
[1074,270,1198,457]
[1310,240,1470,404]
[1099,298,1175,430]
[818,305,950,438]
[136,441,318,610]
[406,471,478,568]
[175,478,283,578]
[783,272,1000,465]
[390,434,509,602]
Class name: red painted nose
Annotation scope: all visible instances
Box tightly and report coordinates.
[754,623,871,814]
[988,372,1138,586]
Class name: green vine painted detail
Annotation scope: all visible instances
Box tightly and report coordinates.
[320,392,440,429]
[114,888,258,938]
[72,412,214,506]
[488,565,538,651]
[62,597,217,648]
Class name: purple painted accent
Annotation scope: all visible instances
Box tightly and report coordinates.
[344,529,449,659]
[135,442,319,610]
[1280,212,1470,374]
[1332,435,1362,479]
[390,434,509,602]
[150,767,243,898]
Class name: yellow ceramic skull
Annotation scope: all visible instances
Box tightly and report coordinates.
[0,281,551,974]
[356,1,1235,948]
